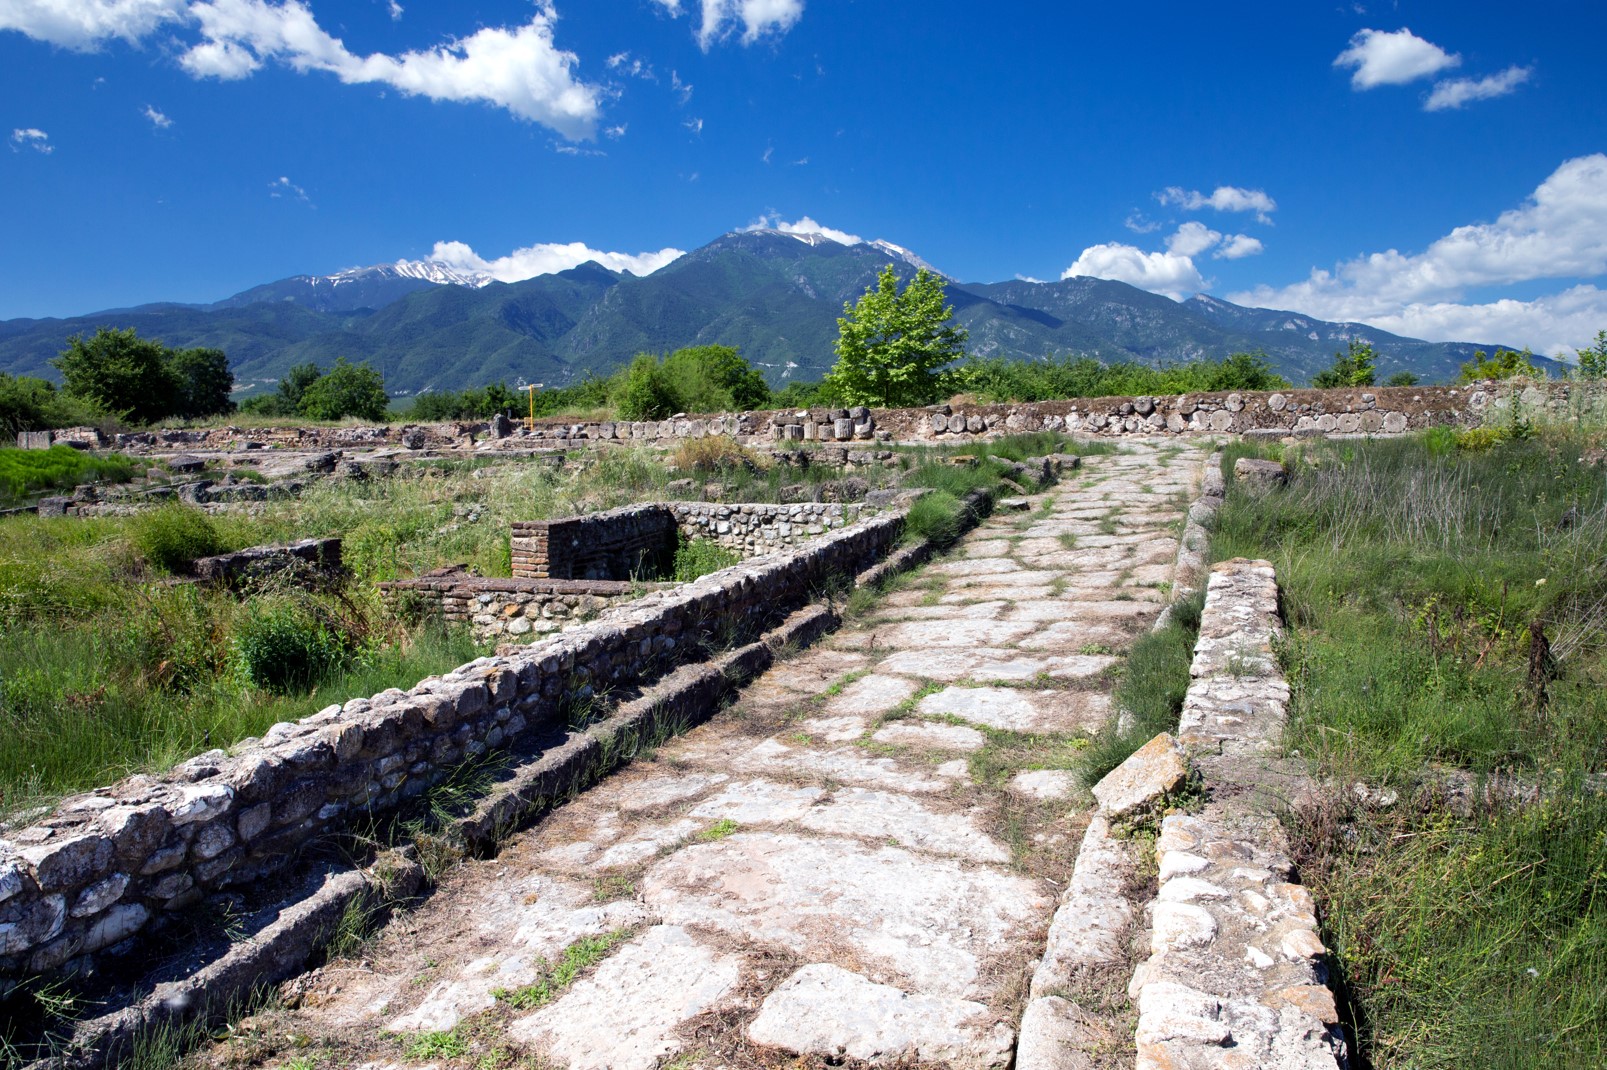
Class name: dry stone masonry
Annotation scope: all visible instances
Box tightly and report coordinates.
[0,512,905,988]
[175,442,1207,1070]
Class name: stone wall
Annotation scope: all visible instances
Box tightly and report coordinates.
[381,568,659,641]
[510,505,678,581]
[0,512,906,986]
[666,500,886,556]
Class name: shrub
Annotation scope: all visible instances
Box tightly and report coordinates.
[1458,347,1541,384]
[126,504,225,573]
[297,358,389,422]
[671,535,740,582]
[670,436,764,474]
[1311,340,1377,388]
[614,355,677,421]
[231,597,351,694]
[902,490,965,547]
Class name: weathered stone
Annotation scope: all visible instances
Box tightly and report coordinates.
[747,963,1013,1068]
[1233,457,1288,493]
[19,833,115,893]
[1090,732,1187,820]
[168,783,233,826]
[70,873,130,917]
[0,894,66,955]
[80,903,149,953]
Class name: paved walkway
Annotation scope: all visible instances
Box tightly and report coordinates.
[247,442,1206,1070]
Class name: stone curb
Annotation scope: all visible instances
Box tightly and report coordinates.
[1152,449,1222,635]
[1129,560,1348,1070]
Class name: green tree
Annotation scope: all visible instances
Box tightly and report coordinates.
[825,266,968,408]
[1457,347,1540,384]
[1312,340,1378,388]
[51,327,176,423]
[0,374,100,436]
[1574,330,1607,379]
[167,347,235,419]
[297,358,388,421]
[614,354,677,421]
[661,345,771,412]
[1384,371,1420,387]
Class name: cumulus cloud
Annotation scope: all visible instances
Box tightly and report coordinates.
[1426,65,1531,111]
[0,0,188,50]
[1215,234,1264,260]
[9,127,52,153]
[1228,154,1607,354]
[1157,184,1276,224]
[1166,221,1221,258]
[1334,27,1459,89]
[428,238,684,281]
[142,103,172,127]
[1062,242,1205,301]
[742,214,863,245]
[1361,287,1607,357]
[1,0,602,139]
[652,0,805,49]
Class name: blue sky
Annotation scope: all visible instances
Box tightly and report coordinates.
[3,0,1605,355]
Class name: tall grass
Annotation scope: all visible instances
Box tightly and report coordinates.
[0,445,137,503]
[1214,431,1607,1067]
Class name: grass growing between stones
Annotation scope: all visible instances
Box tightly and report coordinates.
[491,929,634,1011]
[1213,431,1607,1069]
[1078,591,1203,787]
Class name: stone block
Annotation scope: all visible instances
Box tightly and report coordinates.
[1090,733,1187,821]
[19,834,115,893]
[1233,458,1288,494]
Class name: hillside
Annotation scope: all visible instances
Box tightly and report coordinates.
[0,230,1527,394]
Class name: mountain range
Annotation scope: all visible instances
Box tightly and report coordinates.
[0,229,1532,396]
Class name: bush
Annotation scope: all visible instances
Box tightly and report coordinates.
[1311,341,1377,388]
[231,597,351,694]
[671,535,740,582]
[902,490,965,547]
[128,504,226,573]
[1458,347,1541,384]
[956,351,1289,403]
[298,358,389,422]
[615,354,677,421]
[0,374,102,437]
[670,436,764,474]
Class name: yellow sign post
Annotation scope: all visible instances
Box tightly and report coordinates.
[526,383,538,431]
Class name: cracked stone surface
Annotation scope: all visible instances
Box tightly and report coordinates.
[212,442,1206,1070]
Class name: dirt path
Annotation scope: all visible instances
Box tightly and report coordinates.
[217,443,1206,1070]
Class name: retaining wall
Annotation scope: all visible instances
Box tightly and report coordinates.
[0,511,905,988]
[381,569,658,641]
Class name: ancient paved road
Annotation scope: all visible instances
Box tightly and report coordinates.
[256,442,1206,1070]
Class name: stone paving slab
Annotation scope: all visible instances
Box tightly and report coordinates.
[203,442,1208,1070]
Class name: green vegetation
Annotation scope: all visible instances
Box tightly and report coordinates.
[1578,330,1607,379]
[1213,433,1607,1068]
[1383,370,1420,387]
[612,344,772,420]
[126,502,227,573]
[1078,592,1204,785]
[0,373,100,437]
[825,265,968,408]
[53,327,234,423]
[956,351,1289,402]
[403,382,522,422]
[0,444,137,504]
[670,534,740,582]
[238,357,389,421]
[492,929,633,1010]
[1457,346,1542,383]
[1311,339,1378,388]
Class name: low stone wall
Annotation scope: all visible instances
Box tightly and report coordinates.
[667,500,887,556]
[190,538,342,587]
[0,511,905,987]
[510,505,677,581]
[381,569,660,641]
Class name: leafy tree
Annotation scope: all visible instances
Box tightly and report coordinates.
[0,374,100,436]
[167,347,235,419]
[1575,330,1607,379]
[52,327,176,423]
[661,345,771,412]
[614,354,677,421]
[1312,340,1378,388]
[825,266,968,408]
[279,362,324,410]
[297,358,389,421]
[1458,347,1540,384]
[1384,371,1420,387]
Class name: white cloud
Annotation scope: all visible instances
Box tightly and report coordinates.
[1166,221,1221,257]
[268,174,307,200]
[1124,212,1161,234]
[1334,27,1459,89]
[1426,65,1531,111]
[1215,234,1264,260]
[1062,242,1204,300]
[603,123,626,139]
[1157,184,1276,224]
[670,69,692,104]
[428,239,684,281]
[386,0,400,19]
[683,116,703,135]
[742,214,863,245]
[1363,287,1607,357]
[9,126,52,153]
[142,103,172,127]
[1229,154,1607,354]
[2,0,602,139]
[0,0,188,50]
[653,0,804,49]
[605,50,653,80]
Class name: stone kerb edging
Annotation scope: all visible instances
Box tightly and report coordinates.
[1133,560,1346,1069]
[0,511,907,989]
[1017,560,1347,1069]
